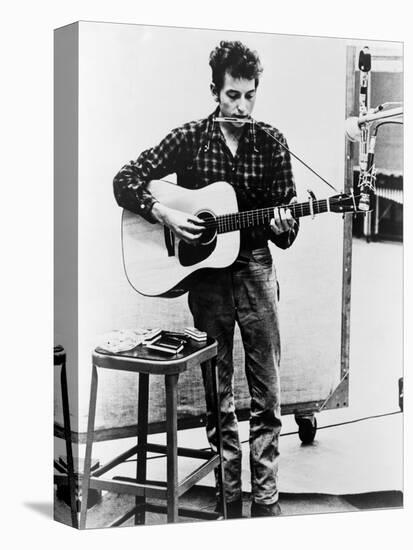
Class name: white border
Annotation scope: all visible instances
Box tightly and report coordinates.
[1,1,410,548]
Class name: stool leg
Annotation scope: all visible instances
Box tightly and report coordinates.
[211,358,227,520]
[79,365,98,529]
[165,373,179,523]
[60,359,79,528]
[135,372,149,524]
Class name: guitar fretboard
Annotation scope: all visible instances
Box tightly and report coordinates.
[215,198,330,234]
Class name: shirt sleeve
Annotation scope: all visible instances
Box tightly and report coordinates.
[266,133,299,249]
[113,128,186,223]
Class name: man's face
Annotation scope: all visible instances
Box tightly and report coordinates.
[213,72,257,128]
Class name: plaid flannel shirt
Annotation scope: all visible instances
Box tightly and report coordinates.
[113,108,299,251]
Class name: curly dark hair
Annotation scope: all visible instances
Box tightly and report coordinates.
[209,40,263,92]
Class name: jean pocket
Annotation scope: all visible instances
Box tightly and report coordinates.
[251,247,273,267]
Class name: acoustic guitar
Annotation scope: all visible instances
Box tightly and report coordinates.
[121,179,359,297]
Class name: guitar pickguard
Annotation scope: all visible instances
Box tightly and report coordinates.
[178,238,217,267]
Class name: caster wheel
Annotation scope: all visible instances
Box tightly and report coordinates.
[295,414,317,444]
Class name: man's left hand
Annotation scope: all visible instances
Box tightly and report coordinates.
[270,197,297,235]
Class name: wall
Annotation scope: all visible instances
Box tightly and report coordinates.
[64,22,354,431]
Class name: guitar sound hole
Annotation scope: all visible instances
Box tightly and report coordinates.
[177,210,217,267]
[197,210,217,245]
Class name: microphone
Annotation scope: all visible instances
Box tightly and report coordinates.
[345,107,403,142]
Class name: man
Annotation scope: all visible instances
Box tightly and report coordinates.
[114,40,299,518]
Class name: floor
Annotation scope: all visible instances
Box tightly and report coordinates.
[54,238,404,527]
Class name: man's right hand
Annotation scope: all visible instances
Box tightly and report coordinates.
[151,203,205,244]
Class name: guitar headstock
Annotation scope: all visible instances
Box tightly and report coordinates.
[329,193,364,214]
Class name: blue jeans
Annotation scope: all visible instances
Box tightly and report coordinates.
[188,247,281,505]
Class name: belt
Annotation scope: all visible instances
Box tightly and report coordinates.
[233,247,270,268]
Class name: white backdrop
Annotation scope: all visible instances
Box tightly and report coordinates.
[71,22,351,430]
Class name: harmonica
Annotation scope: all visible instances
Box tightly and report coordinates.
[213,117,254,124]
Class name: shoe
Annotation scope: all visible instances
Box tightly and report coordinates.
[215,497,243,519]
[251,501,282,517]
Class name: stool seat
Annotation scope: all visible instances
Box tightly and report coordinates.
[93,336,217,374]
[79,336,226,528]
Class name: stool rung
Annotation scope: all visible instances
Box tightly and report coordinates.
[91,445,214,480]
[108,502,221,526]
[146,443,215,460]
[90,476,167,499]
[93,445,138,477]
[112,476,166,488]
[109,506,140,528]
[145,503,221,521]
[111,456,220,500]
[178,456,220,497]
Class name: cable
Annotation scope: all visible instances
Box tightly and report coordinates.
[277,410,402,439]
[373,119,403,137]
[258,126,340,193]
[122,409,402,462]
[377,102,403,110]
[213,116,340,193]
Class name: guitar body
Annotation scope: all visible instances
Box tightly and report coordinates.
[122,180,356,297]
[122,180,240,297]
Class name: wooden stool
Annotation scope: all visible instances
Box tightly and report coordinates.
[79,337,227,528]
[53,345,78,528]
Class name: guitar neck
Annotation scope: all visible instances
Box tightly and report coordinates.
[216,198,331,234]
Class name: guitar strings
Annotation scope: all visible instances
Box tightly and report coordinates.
[198,195,362,230]
[214,203,329,228]
[209,195,361,221]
